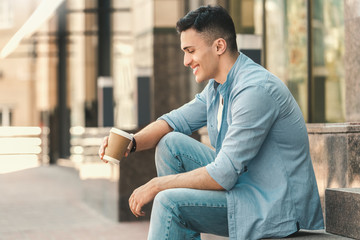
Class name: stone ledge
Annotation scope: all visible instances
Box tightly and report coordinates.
[326,188,360,239]
[202,230,352,239]
[307,122,360,134]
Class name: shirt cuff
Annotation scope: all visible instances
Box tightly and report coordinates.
[158,112,192,135]
[158,115,177,131]
[206,151,239,191]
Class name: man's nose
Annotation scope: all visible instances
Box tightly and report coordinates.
[183,53,192,67]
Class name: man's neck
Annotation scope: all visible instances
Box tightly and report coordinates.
[214,52,239,84]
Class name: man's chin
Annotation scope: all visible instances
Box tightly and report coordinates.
[195,77,209,84]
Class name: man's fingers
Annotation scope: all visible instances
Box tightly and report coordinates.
[124,149,130,158]
[103,136,109,146]
[99,147,104,158]
[99,136,109,162]
[124,141,133,158]
[129,194,138,217]
[129,192,145,218]
[135,203,143,216]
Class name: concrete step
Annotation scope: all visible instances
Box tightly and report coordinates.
[202,230,352,239]
[326,188,360,239]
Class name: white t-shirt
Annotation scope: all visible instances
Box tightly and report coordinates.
[217,94,224,131]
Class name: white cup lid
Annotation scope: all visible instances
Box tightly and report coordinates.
[110,128,133,140]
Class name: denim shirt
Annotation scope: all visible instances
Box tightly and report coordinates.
[159,53,324,239]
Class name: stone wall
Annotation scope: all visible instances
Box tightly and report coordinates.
[118,148,156,221]
[307,123,360,213]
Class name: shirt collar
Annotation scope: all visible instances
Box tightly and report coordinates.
[212,53,242,96]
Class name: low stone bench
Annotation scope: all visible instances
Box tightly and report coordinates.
[326,188,360,239]
[202,230,351,239]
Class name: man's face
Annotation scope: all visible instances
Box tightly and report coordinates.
[180,28,219,83]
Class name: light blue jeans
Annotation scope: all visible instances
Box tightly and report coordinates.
[148,132,229,240]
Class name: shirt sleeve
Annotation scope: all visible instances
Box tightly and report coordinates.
[158,83,209,135]
[206,85,279,190]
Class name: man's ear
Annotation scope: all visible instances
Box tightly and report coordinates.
[215,38,227,55]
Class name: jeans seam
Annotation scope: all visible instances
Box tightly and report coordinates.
[162,201,227,239]
[164,138,203,171]
[157,195,186,239]
[180,153,202,166]
[177,203,227,208]
[164,214,172,240]
[163,138,183,171]
[153,190,228,239]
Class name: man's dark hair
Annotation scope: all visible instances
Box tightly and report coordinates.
[176,5,238,53]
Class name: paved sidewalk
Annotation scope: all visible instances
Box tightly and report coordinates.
[0,166,149,240]
[0,165,352,240]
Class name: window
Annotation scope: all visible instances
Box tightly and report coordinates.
[0,0,13,29]
[0,107,13,126]
[230,0,264,35]
[265,0,345,123]
[310,0,345,123]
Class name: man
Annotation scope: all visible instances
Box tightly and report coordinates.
[99,5,324,240]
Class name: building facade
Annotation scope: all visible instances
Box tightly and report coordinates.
[0,0,354,161]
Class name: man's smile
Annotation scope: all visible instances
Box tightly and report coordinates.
[192,66,199,75]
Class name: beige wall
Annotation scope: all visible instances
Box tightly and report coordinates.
[154,0,182,28]
[0,0,39,126]
[0,0,58,126]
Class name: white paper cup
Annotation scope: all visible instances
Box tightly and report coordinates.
[103,128,133,164]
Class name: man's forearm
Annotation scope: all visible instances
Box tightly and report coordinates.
[128,138,224,217]
[129,166,224,217]
[133,119,173,152]
[153,167,224,191]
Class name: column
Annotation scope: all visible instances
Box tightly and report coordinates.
[344,0,360,122]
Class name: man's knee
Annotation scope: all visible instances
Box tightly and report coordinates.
[157,132,184,148]
[155,132,186,156]
[153,189,179,211]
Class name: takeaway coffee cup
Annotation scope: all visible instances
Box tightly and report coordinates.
[103,128,133,165]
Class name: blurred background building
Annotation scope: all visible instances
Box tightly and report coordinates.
[0,0,349,163]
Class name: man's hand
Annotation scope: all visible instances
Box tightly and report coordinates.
[127,167,224,218]
[98,136,133,163]
[129,178,160,217]
[98,136,109,163]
